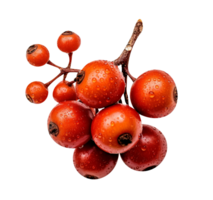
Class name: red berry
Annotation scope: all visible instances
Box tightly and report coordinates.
[91,104,142,154]
[130,70,177,118]
[53,81,77,103]
[25,81,48,104]
[76,60,125,108]
[57,31,81,53]
[26,44,50,67]
[121,124,167,171]
[47,101,94,148]
[73,140,118,179]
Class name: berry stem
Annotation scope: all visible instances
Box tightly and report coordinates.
[123,67,136,82]
[63,53,73,81]
[113,19,143,105]
[67,80,76,87]
[45,68,66,88]
[47,59,63,70]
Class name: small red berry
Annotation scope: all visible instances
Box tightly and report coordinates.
[76,60,125,108]
[121,124,167,171]
[91,104,142,154]
[57,31,81,53]
[25,81,48,104]
[47,101,94,148]
[53,81,77,103]
[130,70,177,118]
[26,44,50,67]
[73,140,118,179]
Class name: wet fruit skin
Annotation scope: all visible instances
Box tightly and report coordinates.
[121,124,167,171]
[53,81,77,103]
[56,29,82,55]
[47,101,94,148]
[130,70,177,118]
[73,140,118,179]
[91,104,142,154]
[24,79,49,106]
[25,42,50,69]
[76,60,125,108]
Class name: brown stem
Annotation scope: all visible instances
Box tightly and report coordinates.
[123,67,136,82]
[113,19,143,66]
[47,59,63,70]
[63,53,73,81]
[45,69,66,88]
[63,67,81,74]
[61,68,80,73]
[67,80,76,87]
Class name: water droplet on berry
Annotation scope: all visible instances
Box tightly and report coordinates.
[149,91,155,98]
[96,70,99,73]
[109,137,112,142]
[141,147,146,151]
[100,78,104,82]
[85,86,89,90]
[157,78,161,82]
[111,121,115,126]
[96,85,100,90]
[148,79,151,82]
[92,78,97,83]
[155,85,159,89]
[106,98,110,103]
[105,69,110,74]
[110,77,114,83]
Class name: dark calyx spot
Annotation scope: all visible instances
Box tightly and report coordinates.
[27,44,38,54]
[62,31,74,35]
[118,133,132,146]
[142,166,158,174]
[26,94,33,103]
[48,122,59,137]
[83,175,99,182]
[75,70,85,84]
[173,86,178,103]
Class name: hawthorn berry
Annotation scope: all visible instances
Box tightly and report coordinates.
[130,70,177,118]
[26,81,48,104]
[57,31,81,53]
[91,104,142,154]
[53,81,77,103]
[26,44,50,67]
[47,101,94,148]
[73,140,118,179]
[121,124,167,171]
[76,60,125,108]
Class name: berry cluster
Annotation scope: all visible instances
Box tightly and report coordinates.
[25,19,177,179]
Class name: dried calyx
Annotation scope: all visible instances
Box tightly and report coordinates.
[173,87,178,103]
[142,166,158,174]
[118,133,132,146]
[26,94,33,103]
[75,71,85,84]
[49,122,59,137]
[27,44,38,54]
[83,175,99,182]
[62,31,74,35]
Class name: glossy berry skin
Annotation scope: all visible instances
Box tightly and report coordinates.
[26,44,50,67]
[121,124,167,171]
[130,70,177,118]
[73,140,118,179]
[53,81,77,103]
[25,81,48,104]
[57,31,81,53]
[91,104,142,154]
[47,101,94,148]
[76,60,125,108]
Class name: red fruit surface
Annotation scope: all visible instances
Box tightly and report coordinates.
[57,31,81,53]
[91,104,142,154]
[26,44,49,67]
[76,60,125,108]
[73,140,118,179]
[47,101,94,148]
[53,81,77,103]
[130,70,177,118]
[25,81,48,104]
[121,124,167,171]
